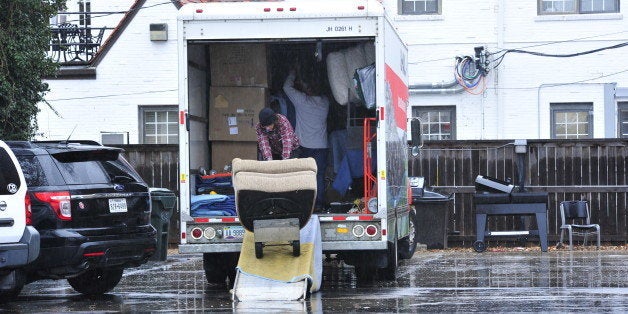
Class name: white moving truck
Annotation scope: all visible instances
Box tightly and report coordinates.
[177,0,420,283]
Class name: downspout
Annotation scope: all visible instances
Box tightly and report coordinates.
[409,79,464,94]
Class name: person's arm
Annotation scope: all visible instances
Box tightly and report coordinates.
[283,71,308,107]
[256,124,273,160]
[278,116,296,159]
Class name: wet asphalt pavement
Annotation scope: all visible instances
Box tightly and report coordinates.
[2,248,627,312]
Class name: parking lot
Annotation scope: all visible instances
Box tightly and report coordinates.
[2,246,627,312]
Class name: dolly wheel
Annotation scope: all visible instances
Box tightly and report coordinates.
[255,242,264,259]
[473,240,487,253]
[292,240,300,257]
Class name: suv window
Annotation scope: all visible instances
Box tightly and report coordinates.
[17,155,65,187]
[0,147,22,195]
[55,160,111,184]
[17,151,143,187]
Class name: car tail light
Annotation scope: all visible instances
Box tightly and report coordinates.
[25,195,32,225]
[33,191,72,221]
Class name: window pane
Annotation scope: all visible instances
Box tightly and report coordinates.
[401,0,439,15]
[0,148,21,195]
[413,106,454,140]
[141,107,179,144]
[541,0,576,13]
[555,124,566,135]
[621,107,628,138]
[580,0,618,12]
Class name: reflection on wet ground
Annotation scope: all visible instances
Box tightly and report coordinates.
[2,250,627,312]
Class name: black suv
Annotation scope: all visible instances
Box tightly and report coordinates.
[7,141,156,295]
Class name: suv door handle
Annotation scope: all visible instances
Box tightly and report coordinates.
[0,218,14,227]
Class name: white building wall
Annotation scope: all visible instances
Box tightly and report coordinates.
[38,0,178,144]
[383,0,628,139]
[37,0,627,142]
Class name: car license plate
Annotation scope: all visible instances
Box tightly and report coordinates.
[223,226,245,240]
[109,198,127,213]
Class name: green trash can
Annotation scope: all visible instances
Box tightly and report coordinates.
[149,188,177,261]
[412,190,453,249]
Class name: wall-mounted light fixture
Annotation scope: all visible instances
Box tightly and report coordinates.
[150,23,168,41]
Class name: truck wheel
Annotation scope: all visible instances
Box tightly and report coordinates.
[398,211,418,259]
[380,229,399,280]
[292,240,300,257]
[203,253,238,286]
[67,268,123,295]
[255,242,264,259]
[354,263,376,283]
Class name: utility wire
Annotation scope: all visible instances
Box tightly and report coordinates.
[498,41,628,58]
[46,89,178,102]
[52,1,174,25]
[409,30,627,65]
[485,68,628,90]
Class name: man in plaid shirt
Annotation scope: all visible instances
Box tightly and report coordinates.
[255,107,301,160]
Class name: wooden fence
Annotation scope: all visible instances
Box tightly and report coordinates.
[117,144,179,194]
[410,139,628,245]
[116,140,627,246]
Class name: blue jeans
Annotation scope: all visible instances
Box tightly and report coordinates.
[329,129,348,174]
[300,147,328,209]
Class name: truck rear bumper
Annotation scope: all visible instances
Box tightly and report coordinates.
[179,240,387,254]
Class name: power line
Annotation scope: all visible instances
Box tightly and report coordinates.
[46,89,178,102]
[485,68,628,90]
[408,30,628,65]
[53,1,174,25]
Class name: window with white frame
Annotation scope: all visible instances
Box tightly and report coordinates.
[101,132,128,145]
[399,0,441,15]
[550,103,593,139]
[619,102,628,138]
[412,106,455,140]
[539,0,619,14]
[139,106,178,144]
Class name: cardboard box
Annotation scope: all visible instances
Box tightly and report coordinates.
[210,43,268,87]
[211,141,258,171]
[209,86,267,141]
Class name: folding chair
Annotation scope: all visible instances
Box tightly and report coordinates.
[557,201,601,250]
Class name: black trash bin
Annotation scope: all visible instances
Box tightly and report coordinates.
[150,188,177,261]
[412,190,453,249]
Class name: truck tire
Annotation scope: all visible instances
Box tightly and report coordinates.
[380,228,398,280]
[203,253,238,286]
[67,268,123,295]
[354,263,376,283]
[398,211,418,260]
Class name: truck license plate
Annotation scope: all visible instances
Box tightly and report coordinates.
[223,226,245,240]
[108,198,128,213]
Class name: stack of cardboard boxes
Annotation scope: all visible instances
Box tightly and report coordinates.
[208,44,268,170]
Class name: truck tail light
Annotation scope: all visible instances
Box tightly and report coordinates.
[365,224,378,237]
[25,194,32,225]
[191,227,203,239]
[33,191,72,221]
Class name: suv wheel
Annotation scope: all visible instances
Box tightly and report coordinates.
[0,270,26,301]
[67,268,123,295]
